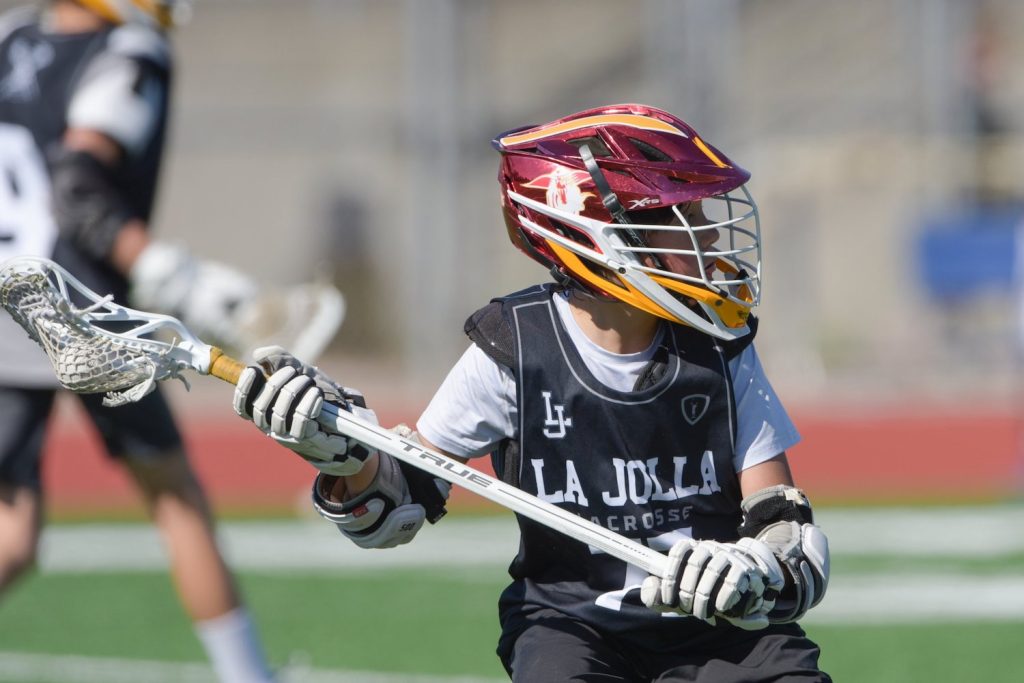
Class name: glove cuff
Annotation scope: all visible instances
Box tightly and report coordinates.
[739,485,814,538]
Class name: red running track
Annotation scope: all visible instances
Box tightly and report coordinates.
[40,403,1023,516]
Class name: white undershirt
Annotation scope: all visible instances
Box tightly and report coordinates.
[417,294,800,473]
[552,292,665,391]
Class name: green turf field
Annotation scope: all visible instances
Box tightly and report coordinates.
[2,569,1023,682]
[1,509,1022,682]
[0,570,509,680]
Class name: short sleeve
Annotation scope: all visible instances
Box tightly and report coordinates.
[729,344,801,472]
[66,24,170,157]
[416,344,517,459]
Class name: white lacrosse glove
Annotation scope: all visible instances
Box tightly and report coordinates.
[640,537,785,630]
[129,241,256,351]
[129,241,344,362]
[232,345,377,476]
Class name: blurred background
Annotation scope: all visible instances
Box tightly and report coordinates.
[2,1,1023,681]
[158,0,1024,402]
[151,0,1024,506]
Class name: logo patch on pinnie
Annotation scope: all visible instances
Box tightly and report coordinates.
[681,395,710,425]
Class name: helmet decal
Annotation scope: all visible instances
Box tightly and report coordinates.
[691,136,729,168]
[627,197,661,210]
[524,168,593,215]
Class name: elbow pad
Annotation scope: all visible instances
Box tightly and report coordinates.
[311,447,449,550]
[738,485,830,623]
[48,148,132,261]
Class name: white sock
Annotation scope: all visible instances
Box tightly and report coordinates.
[194,607,276,683]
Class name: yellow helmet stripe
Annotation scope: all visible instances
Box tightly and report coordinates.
[133,0,174,28]
[75,0,174,28]
[76,0,123,24]
[548,242,751,329]
[691,136,729,168]
[650,274,751,327]
[548,243,681,322]
[500,114,687,148]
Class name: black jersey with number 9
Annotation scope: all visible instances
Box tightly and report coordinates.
[0,7,170,386]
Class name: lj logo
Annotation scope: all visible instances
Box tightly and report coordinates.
[541,391,573,438]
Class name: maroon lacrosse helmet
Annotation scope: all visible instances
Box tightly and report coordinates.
[492,103,762,340]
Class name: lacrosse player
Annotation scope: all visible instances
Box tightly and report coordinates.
[0,2,321,680]
[236,104,831,681]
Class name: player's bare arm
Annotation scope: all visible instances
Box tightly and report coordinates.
[737,452,796,495]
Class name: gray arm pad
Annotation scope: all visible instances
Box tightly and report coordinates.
[739,485,830,623]
[48,148,132,261]
[311,452,424,549]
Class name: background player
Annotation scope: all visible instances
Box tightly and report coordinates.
[0,1,342,680]
[235,104,831,681]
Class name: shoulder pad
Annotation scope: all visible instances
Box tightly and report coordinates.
[498,283,553,301]
[0,7,38,45]
[463,284,553,370]
[107,23,171,68]
[464,300,515,370]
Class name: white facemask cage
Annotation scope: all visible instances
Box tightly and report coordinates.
[508,185,761,339]
[619,186,761,306]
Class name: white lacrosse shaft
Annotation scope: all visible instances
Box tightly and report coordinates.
[0,256,667,575]
[317,402,669,576]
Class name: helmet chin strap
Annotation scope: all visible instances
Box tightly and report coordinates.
[578,143,666,272]
[579,144,629,224]
[548,265,576,290]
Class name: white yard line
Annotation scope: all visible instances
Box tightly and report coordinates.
[814,505,1024,556]
[33,508,1024,625]
[7,509,1024,683]
[38,517,521,572]
[806,574,1024,624]
[0,652,503,683]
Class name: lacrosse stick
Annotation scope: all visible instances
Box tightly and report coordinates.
[0,256,669,576]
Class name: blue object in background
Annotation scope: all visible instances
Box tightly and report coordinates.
[915,204,1024,302]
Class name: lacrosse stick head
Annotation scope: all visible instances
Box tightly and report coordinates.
[0,257,214,406]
